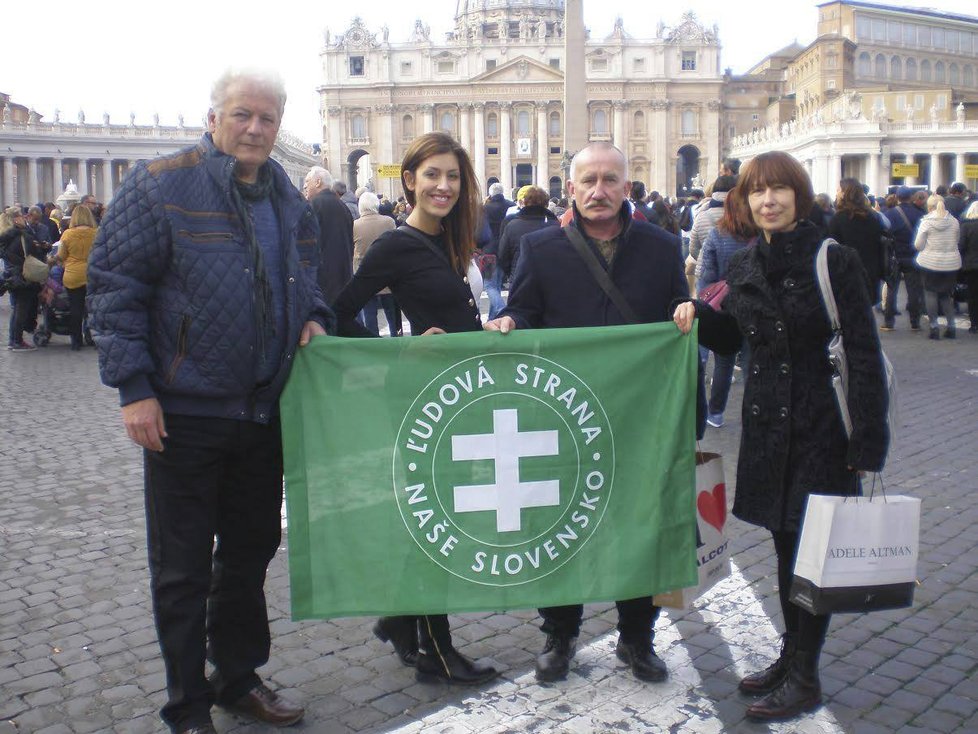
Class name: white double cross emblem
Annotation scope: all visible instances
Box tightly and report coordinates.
[451,409,560,533]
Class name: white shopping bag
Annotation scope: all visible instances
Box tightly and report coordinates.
[790,493,920,614]
[655,452,731,609]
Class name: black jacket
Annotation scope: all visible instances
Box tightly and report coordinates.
[310,189,354,304]
[483,194,515,255]
[696,222,889,532]
[960,219,978,272]
[1,227,48,290]
[497,205,558,280]
[828,209,883,300]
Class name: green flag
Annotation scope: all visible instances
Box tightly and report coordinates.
[281,323,699,620]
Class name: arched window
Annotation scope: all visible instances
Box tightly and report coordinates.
[905,58,917,81]
[351,114,366,139]
[921,59,932,82]
[858,52,871,76]
[875,54,887,79]
[401,114,414,139]
[549,111,560,137]
[964,65,975,88]
[440,111,454,133]
[487,112,498,137]
[593,108,608,134]
[890,56,902,81]
[949,63,959,86]
[935,61,945,83]
[633,110,645,136]
[516,110,530,135]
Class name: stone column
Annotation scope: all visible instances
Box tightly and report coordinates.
[955,153,967,185]
[473,103,486,192]
[103,159,115,201]
[928,153,941,190]
[327,106,343,177]
[706,100,722,182]
[563,0,587,155]
[420,104,434,134]
[1,158,12,204]
[27,157,40,205]
[867,151,881,196]
[500,102,513,194]
[536,105,549,188]
[80,159,92,197]
[904,154,916,186]
[651,100,670,197]
[51,157,63,197]
[460,103,471,153]
[612,100,627,152]
[827,154,842,198]
[377,104,396,201]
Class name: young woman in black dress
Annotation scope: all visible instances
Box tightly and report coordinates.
[332,132,497,685]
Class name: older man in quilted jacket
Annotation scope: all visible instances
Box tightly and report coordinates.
[87,69,331,734]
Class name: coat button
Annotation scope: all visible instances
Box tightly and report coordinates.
[468,298,475,307]
[780,363,790,375]
[783,277,796,289]
[463,276,469,284]
[775,321,785,332]
[288,276,295,283]
[747,325,758,336]
[779,406,789,418]
[751,364,760,376]
[750,404,761,416]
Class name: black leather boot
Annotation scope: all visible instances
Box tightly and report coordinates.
[415,645,499,685]
[746,650,822,721]
[535,634,577,682]
[373,616,419,667]
[739,633,796,695]
[615,636,667,682]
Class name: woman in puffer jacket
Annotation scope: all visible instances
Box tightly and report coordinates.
[914,195,961,339]
[959,201,978,334]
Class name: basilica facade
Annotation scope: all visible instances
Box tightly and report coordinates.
[319,1,724,199]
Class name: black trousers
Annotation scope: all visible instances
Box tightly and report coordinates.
[964,270,978,328]
[8,287,38,345]
[66,284,86,347]
[143,414,284,731]
[772,530,830,654]
[539,597,661,642]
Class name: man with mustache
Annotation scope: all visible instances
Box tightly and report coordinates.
[485,142,694,684]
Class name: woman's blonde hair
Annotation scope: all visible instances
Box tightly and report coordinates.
[70,205,97,228]
[0,206,24,236]
[926,194,947,216]
[965,201,978,220]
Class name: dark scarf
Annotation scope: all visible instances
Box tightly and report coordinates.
[229,165,276,358]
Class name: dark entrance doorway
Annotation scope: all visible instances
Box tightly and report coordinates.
[515,164,533,189]
[676,145,701,195]
[347,148,369,190]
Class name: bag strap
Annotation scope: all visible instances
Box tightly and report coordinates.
[894,205,912,232]
[815,238,842,333]
[564,224,640,324]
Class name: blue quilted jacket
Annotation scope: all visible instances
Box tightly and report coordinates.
[87,133,331,422]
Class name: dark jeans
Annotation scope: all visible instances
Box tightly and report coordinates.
[485,266,505,320]
[699,345,738,416]
[8,286,38,345]
[66,284,87,347]
[143,414,284,731]
[359,293,401,336]
[883,261,923,327]
[772,530,830,654]
[539,597,661,643]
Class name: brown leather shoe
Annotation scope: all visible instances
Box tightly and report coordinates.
[222,683,304,726]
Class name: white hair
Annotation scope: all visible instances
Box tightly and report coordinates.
[306,166,333,188]
[358,191,380,215]
[210,68,287,120]
[569,142,628,180]
[489,182,503,196]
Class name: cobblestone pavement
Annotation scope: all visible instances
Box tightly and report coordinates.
[1,295,976,734]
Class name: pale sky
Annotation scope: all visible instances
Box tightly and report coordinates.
[2,0,974,142]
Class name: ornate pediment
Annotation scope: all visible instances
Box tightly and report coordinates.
[666,12,718,45]
[335,17,379,50]
[472,55,564,83]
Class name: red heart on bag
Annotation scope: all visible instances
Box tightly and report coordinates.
[697,483,726,533]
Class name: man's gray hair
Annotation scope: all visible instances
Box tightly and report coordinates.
[28,206,43,217]
[210,68,287,120]
[489,182,503,196]
[358,191,380,215]
[569,142,628,180]
[307,166,333,188]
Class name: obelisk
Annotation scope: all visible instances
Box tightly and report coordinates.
[563,0,587,171]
